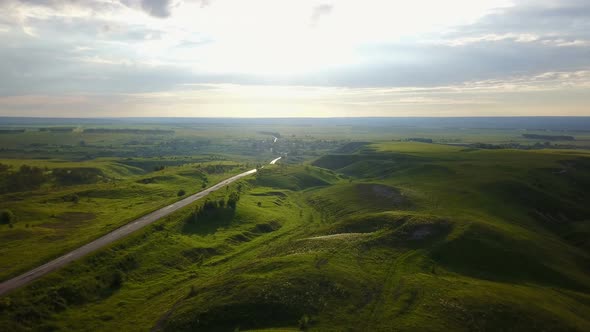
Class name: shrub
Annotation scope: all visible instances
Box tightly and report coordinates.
[110,270,124,289]
[298,314,311,330]
[0,209,15,224]
[53,168,102,185]
[177,189,186,196]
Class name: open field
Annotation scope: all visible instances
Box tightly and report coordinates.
[0,118,589,331]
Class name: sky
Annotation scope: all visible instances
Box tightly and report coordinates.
[0,0,589,117]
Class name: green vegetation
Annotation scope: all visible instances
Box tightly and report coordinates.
[0,157,248,281]
[523,133,575,141]
[1,120,589,331]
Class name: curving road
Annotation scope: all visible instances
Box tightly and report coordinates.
[0,157,281,297]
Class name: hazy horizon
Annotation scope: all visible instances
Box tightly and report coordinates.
[1,0,590,117]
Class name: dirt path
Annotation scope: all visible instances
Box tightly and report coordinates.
[0,165,269,297]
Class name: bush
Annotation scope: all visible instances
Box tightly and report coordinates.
[62,194,79,203]
[53,168,102,185]
[0,209,15,224]
[110,270,124,289]
[298,314,311,330]
[177,189,186,196]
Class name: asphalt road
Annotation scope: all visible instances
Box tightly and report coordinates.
[0,164,268,296]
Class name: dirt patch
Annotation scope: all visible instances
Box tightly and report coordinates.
[315,257,329,269]
[305,233,370,241]
[250,191,287,198]
[137,177,157,184]
[356,183,411,207]
[227,233,252,244]
[252,220,281,233]
[409,226,435,240]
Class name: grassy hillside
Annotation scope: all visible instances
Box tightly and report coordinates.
[1,142,590,331]
[0,158,248,281]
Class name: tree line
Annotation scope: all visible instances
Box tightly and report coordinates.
[0,163,104,193]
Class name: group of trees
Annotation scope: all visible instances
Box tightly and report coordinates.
[471,142,572,150]
[0,164,47,193]
[83,128,174,135]
[523,133,575,141]
[190,192,241,221]
[53,168,102,185]
[202,164,235,174]
[0,164,107,194]
[406,137,434,143]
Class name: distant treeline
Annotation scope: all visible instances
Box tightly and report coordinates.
[468,142,578,150]
[0,129,25,134]
[39,127,75,132]
[83,128,175,135]
[406,138,433,143]
[522,134,575,141]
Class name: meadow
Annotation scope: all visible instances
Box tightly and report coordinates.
[0,118,589,331]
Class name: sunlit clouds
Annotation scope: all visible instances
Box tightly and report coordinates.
[0,0,589,117]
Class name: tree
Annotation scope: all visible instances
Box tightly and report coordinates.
[227,192,240,210]
[0,209,15,225]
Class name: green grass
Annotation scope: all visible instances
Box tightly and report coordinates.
[0,158,248,281]
[1,140,590,331]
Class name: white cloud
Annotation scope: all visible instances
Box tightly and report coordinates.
[438,33,540,46]
[1,0,589,116]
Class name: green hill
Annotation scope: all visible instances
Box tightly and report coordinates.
[1,142,590,331]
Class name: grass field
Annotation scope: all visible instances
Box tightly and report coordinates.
[0,120,590,331]
[1,120,589,331]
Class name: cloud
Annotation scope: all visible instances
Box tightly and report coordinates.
[140,0,175,18]
[3,69,589,117]
[1,0,589,116]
